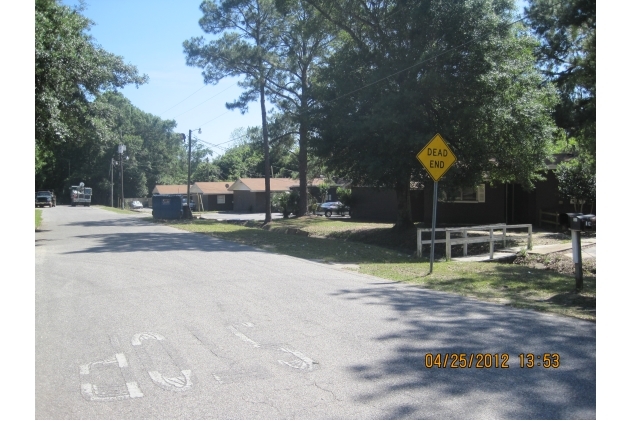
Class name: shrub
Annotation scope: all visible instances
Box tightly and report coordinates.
[272,191,299,217]
[336,187,355,207]
[556,157,595,213]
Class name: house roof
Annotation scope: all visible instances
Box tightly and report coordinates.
[152,185,194,195]
[228,178,297,192]
[192,182,234,195]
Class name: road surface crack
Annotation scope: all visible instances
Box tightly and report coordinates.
[314,381,343,401]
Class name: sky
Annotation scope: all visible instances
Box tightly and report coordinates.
[60,0,264,157]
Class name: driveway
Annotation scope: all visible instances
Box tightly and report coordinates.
[199,211,286,221]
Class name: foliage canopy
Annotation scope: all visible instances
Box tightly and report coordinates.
[308,0,558,228]
[525,0,596,158]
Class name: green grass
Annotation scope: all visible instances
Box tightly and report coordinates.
[156,217,595,321]
[360,261,595,320]
[35,209,43,230]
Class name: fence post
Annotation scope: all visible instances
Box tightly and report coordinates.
[489,229,494,259]
[446,231,451,261]
[417,229,422,258]
[463,230,468,256]
[503,226,507,248]
[527,225,532,250]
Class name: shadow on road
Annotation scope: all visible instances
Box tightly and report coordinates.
[329,284,596,419]
[62,217,153,228]
[63,231,251,254]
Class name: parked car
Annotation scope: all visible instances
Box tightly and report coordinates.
[315,201,350,217]
[35,191,56,207]
[130,200,143,209]
[181,197,196,210]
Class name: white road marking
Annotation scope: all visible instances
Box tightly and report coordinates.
[278,348,315,371]
[131,332,165,346]
[115,353,128,368]
[79,353,143,401]
[126,382,144,398]
[148,370,192,391]
[227,326,260,348]
[81,383,92,396]
[134,332,193,392]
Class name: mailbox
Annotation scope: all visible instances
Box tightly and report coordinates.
[567,213,596,231]
[580,214,596,231]
[567,213,582,230]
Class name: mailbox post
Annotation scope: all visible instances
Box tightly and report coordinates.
[567,213,596,291]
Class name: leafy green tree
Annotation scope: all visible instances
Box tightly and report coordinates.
[317,182,330,203]
[35,0,147,152]
[336,186,354,207]
[271,190,299,217]
[192,158,222,182]
[525,0,595,159]
[213,140,265,180]
[211,120,299,181]
[184,0,282,223]
[308,0,558,229]
[556,156,595,213]
[35,90,195,204]
[262,0,338,216]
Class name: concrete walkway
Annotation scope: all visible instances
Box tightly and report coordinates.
[451,238,596,262]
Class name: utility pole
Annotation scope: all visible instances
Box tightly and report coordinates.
[186,129,201,217]
[110,158,114,207]
[187,130,192,212]
[118,144,126,209]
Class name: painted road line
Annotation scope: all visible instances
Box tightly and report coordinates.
[227,325,261,348]
[278,348,316,371]
[132,332,193,392]
[110,334,144,399]
[79,353,143,401]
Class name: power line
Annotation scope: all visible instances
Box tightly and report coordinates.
[198,110,232,129]
[158,84,208,116]
[172,83,238,119]
[197,139,229,152]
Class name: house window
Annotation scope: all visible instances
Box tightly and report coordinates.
[441,185,485,203]
[217,195,225,204]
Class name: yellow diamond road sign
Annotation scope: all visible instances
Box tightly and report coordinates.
[416,133,457,182]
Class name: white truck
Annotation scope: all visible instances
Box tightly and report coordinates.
[70,182,92,206]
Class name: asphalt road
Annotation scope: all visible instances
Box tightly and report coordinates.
[35,206,596,419]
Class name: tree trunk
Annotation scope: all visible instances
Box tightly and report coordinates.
[297,110,308,216]
[394,177,415,231]
[260,79,272,224]
[297,67,309,217]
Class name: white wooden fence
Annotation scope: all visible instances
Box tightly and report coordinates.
[417,224,533,260]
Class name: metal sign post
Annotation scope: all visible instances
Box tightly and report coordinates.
[430,181,438,273]
[416,134,457,274]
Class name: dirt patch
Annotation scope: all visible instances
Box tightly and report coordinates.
[513,250,596,276]
[547,291,596,309]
